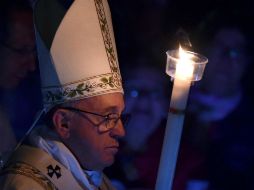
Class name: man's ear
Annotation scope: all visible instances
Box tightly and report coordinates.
[52,109,71,139]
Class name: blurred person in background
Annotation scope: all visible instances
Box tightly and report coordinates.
[0,0,35,89]
[173,11,254,190]
[0,0,36,158]
[105,61,170,190]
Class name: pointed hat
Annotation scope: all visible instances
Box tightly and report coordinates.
[34,0,123,110]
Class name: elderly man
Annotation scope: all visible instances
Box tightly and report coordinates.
[0,0,127,189]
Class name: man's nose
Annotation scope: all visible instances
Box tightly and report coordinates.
[110,120,125,138]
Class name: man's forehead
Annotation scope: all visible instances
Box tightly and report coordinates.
[75,93,124,112]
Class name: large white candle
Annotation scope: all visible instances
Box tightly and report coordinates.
[155,47,207,190]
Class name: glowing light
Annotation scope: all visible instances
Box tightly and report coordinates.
[175,46,194,80]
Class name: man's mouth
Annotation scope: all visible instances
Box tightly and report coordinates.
[106,146,119,154]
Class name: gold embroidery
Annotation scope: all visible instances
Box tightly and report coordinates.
[94,0,119,74]
[42,73,121,104]
[0,162,58,190]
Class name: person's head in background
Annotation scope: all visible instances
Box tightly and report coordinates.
[192,12,251,98]
[122,59,169,151]
[0,0,36,89]
[187,12,252,122]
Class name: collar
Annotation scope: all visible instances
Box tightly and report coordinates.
[84,170,103,187]
[30,129,103,190]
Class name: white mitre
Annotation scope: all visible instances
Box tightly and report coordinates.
[34,0,123,110]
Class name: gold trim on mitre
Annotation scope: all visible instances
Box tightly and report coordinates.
[34,0,123,109]
[42,73,122,105]
[94,0,119,74]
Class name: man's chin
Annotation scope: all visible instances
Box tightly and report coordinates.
[103,154,116,167]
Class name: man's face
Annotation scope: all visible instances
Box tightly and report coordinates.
[66,93,125,171]
[0,10,36,89]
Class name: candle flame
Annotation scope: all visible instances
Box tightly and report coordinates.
[175,46,194,80]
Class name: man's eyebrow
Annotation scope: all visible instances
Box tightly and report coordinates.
[100,106,123,114]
